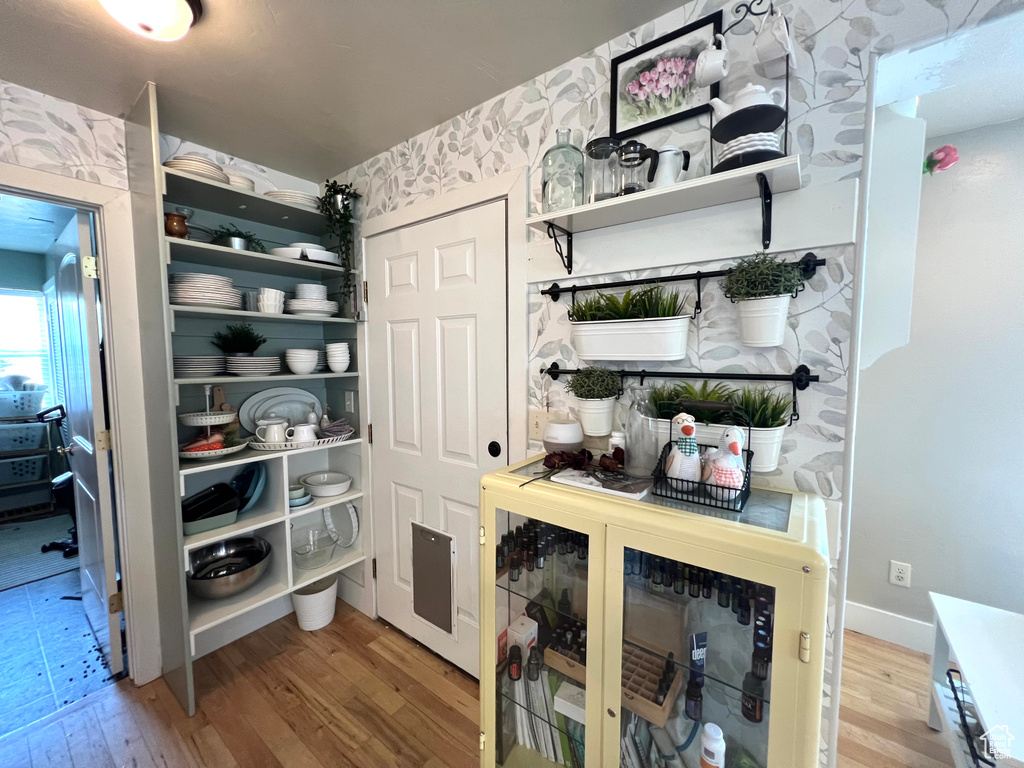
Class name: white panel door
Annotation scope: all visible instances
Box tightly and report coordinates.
[56,212,122,675]
[368,200,507,676]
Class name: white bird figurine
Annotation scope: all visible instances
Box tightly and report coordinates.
[702,426,746,501]
[663,412,703,489]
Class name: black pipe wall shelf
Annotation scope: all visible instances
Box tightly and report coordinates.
[541,362,819,424]
[542,252,824,317]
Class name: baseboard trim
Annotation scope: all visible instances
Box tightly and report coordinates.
[844,601,935,654]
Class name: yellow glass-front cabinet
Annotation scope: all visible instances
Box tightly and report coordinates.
[480,456,829,768]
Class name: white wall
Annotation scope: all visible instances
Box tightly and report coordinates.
[848,119,1024,626]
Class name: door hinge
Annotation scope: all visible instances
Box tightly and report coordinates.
[108,592,123,614]
[371,558,377,579]
[479,732,485,751]
[95,429,111,451]
[479,526,486,546]
[82,255,98,280]
[799,631,811,663]
[367,423,372,445]
[363,280,368,303]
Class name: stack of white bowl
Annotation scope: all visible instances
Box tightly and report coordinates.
[326,343,350,373]
[257,287,285,314]
[285,349,319,375]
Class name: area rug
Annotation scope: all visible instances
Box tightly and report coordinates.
[0,514,77,591]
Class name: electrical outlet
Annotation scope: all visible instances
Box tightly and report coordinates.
[889,560,911,588]
[528,409,551,441]
[344,391,355,412]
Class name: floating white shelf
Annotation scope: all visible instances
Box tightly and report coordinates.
[526,156,802,235]
[178,438,363,476]
[171,305,356,324]
[174,371,357,386]
[163,168,327,235]
[166,237,348,279]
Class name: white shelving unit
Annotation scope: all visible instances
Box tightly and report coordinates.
[127,82,372,716]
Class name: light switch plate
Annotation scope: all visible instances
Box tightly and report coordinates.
[528,409,550,441]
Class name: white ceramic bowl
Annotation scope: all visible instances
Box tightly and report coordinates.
[259,288,285,299]
[325,343,349,352]
[285,349,318,358]
[258,303,284,314]
[327,359,351,372]
[287,359,317,375]
[288,484,307,499]
[300,471,352,497]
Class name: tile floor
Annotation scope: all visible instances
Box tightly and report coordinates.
[0,571,114,737]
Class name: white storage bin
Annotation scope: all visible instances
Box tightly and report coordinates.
[0,391,46,418]
[0,456,47,486]
[0,423,48,453]
[292,575,338,631]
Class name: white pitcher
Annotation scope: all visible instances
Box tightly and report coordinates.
[255,415,288,443]
[652,147,691,188]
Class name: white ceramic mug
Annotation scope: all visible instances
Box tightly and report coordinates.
[255,421,288,443]
[286,424,318,444]
[755,10,793,77]
[695,33,729,87]
[653,147,692,188]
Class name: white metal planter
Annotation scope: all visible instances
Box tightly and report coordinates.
[575,397,617,436]
[570,316,690,361]
[735,294,791,347]
[655,418,731,447]
[748,426,786,472]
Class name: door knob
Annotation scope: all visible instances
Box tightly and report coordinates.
[57,445,75,457]
[488,441,502,458]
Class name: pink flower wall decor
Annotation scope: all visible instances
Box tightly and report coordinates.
[923,144,959,175]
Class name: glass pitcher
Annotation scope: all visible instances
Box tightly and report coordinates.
[617,140,660,196]
[541,127,584,213]
[584,137,620,204]
[624,387,661,477]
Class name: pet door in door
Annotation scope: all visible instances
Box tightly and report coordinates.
[411,522,457,636]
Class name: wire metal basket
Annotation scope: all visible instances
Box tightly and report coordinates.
[651,440,753,512]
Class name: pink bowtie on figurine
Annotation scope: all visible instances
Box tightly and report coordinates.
[701,426,746,501]
[664,412,702,489]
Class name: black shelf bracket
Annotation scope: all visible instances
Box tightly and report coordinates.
[757,172,772,250]
[545,221,573,275]
[540,363,818,425]
[723,0,775,35]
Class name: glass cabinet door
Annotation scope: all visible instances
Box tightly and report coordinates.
[485,505,604,768]
[603,528,798,768]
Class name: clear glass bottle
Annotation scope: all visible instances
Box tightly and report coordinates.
[541,127,584,213]
[624,386,660,477]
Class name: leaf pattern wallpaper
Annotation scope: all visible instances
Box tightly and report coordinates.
[335,1,1016,763]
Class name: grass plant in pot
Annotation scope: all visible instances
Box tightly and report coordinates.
[731,386,793,472]
[212,323,267,357]
[568,285,691,361]
[721,252,805,347]
[565,366,621,437]
[650,381,737,446]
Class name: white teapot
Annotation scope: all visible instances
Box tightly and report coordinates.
[709,83,786,121]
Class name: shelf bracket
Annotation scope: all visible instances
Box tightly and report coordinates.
[756,172,772,250]
[545,222,573,275]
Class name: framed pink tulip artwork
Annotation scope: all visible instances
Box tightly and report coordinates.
[610,11,723,140]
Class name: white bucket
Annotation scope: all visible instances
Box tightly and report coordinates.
[571,316,690,361]
[735,294,791,347]
[575,397,617,437]
[748,426,786,472]
[292,575,338,631]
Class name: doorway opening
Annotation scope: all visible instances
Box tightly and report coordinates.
[0,190,124,737]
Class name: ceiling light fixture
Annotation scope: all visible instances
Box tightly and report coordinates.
[98,0,203,42]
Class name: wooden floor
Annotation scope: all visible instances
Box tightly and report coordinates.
[0,602,952,768]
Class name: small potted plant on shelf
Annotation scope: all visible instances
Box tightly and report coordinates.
[730,386,792,472]
[210,224,268,254]
[212,323,267,357]
[721,252,805,347]
[565,366,621,437]
[649,381,738,446]
[568,285,691,361]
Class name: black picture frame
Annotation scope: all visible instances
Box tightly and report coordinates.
[609,10,723,140]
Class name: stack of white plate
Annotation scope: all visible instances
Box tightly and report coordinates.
[226,356,282,377]
[169,273,242,309]
[315,351,327,371]
[717,132,781,163]
[225,172,256,191]
[295,283,328,300]
[173,355,226,378]
[264,189,319,209]
[163,155,230,184]
[285,298,338,317]
[326,343,350,373]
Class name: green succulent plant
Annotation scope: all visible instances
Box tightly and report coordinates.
[565,367,621,400]
[568,285,689,322]
[648,381,738,423]
[729,386,793,429]
[721,252,804,301]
